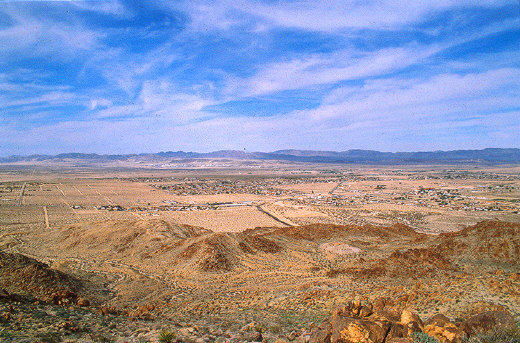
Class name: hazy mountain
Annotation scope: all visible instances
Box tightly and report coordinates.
[1,148,519,164]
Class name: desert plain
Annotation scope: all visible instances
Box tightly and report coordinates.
[0,159,519,342]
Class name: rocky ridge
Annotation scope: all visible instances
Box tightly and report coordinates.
[1,219,520,341]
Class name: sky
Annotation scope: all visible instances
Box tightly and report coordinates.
[0,0,519,155]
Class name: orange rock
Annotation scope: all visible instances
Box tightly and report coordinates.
[424,314,452,327]
[309,318,332,343]
[408,321,423,335]
[358,306,373,318]
[332,317,386,343]
[97,306,119,316]
[372,297,393,312]
[368,307,402,323]
[400,309,423,329]
[423,314,463,343]
[51,290,77,305]
[334,301,372,319]
[424,323,462,343]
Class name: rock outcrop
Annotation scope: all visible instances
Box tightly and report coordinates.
[309,298,517,343]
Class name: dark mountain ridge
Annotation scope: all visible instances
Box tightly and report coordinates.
[1,148,519,164]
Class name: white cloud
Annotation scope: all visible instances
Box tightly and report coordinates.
[166,0,513,32]
[93,79,215,124]
[294,68,520,123]
[250,0,512,31]
[89,98,112,110]
[1,1,518,155]
[0,6,105,59]
[222,14,518,97]
[69,0,131,18]
[1,90,78,108]
[229,45,439,97]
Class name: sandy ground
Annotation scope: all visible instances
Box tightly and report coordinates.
[1,165,519,234]
[160,206,283,232]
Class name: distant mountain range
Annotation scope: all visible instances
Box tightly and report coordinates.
[1,148,520,164]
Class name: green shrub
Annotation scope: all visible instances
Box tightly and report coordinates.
[411,332,440,343]
[159,328,176,343]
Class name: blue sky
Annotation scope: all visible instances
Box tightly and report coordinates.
[0,0,519,155]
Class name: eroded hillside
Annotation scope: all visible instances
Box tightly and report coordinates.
[0,219,515,328]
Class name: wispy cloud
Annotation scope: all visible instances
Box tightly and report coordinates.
[224,16,518,97]
[228,46,437,97]
[166,0,513,32]
[0,5,105,60]
[69,0,130,17]
[0,0,518,155]
[301,68,520,122]
[94,79,216,124]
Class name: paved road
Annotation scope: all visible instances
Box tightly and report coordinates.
[256,204,295,227]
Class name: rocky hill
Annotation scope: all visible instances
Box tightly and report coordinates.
[32,220,428,275]
[2,220,520,341]
[0,251,88,306]
[435,220,520,265]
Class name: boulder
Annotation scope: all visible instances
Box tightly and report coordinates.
[400,309,423,329]
[462,311,516,336]
[372,297,394,312]
[309,319,332,343]
[334,301,373,319]
[334,302,359,318]
[331,317,387,343]
[51,289,77,305]
[359,306,373,318]
[385,323,408,341]
[405,321,423,337]
[424,320,463,343]
[367,308,401,323]
[307,296,517,343]
[424,314,452,327]
[97,306,120,316]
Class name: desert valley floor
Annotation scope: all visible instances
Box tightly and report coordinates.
[0,161,519,342]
